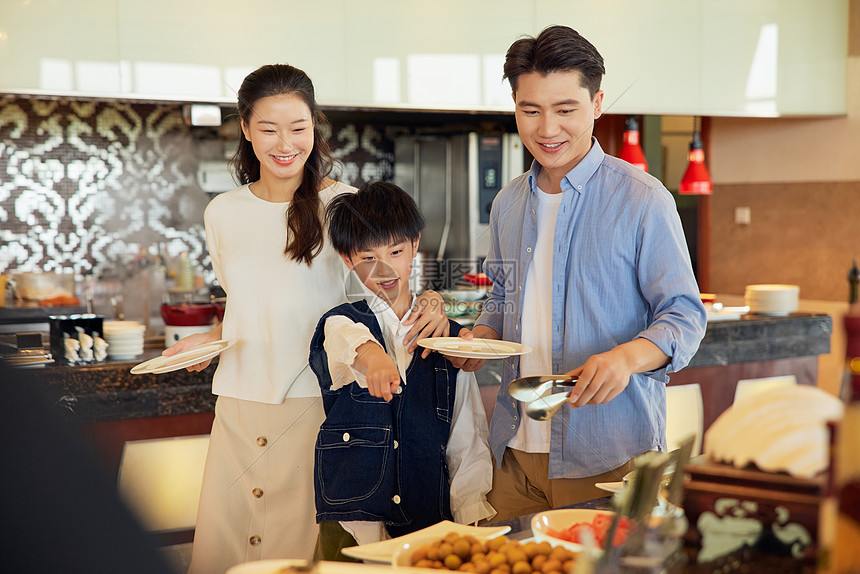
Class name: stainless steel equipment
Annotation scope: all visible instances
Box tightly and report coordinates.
[394,132,525,290]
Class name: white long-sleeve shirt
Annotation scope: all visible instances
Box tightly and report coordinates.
[205,182,353,403]
[322,284,496,543]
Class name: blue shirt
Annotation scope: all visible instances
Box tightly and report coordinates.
[476,139,707,478]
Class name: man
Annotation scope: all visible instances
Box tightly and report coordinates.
[449,25,706,520]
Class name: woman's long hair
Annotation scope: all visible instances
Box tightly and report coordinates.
[230,64,335,265]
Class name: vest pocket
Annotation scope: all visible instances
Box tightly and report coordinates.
[316,425,391,504]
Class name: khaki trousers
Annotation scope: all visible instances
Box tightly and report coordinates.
[486,448,634,522]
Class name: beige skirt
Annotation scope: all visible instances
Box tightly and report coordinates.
[188,395,325,574]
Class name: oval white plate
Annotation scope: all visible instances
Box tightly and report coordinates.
[130,339,235,374]
[340,520,510,564]
[416,337,532,359]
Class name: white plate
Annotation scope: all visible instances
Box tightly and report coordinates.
[225,559,310,574]
[416,337,532,359]
[109,353,142,361]
[130,339,235,374]
[340,520,510,564]
[594,481,626,494]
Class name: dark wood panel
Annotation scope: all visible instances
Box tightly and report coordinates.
[79,412,215,479]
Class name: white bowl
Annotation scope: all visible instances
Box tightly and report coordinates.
[531,508,617,555]
[745,284,799,315]
[105,332,144,340]
[107,345,144,354]
[103,320,145,330]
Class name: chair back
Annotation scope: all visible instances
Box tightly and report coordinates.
[734,375,797,405]
[666,383,704,456]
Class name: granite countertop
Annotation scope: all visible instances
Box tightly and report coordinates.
[11,312,833,423]
[688,312,831,368]
[19,347,218,422]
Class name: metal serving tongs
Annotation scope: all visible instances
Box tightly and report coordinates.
[507,375,578,421]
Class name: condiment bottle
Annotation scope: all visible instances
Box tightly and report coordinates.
[849,258,859,309]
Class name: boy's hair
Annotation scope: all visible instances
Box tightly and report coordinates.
[503,25,605,98]
[326,181,425,257]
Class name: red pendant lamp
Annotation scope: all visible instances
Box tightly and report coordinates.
[618,115,648,172]
[679,117,712,195]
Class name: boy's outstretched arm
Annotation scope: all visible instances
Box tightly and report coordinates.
[323,316,401,401]
[353,341,401,402]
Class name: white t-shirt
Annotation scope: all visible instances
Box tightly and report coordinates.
[205,181,354,403]
[508,186,563,453]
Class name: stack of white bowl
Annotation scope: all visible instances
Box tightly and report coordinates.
[744,284,800,316]
[103,320,146,360]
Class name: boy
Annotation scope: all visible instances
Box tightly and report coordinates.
[447,25,707,520]
[308,181,496,559]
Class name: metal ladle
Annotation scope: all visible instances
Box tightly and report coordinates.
[507,375,578,402]
[524,390,574,421]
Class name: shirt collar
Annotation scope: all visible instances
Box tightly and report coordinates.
[527,137,605,195]
[344,270,416,338]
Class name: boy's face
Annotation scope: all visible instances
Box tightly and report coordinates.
[340,238,419,311]
[513,70,603,185]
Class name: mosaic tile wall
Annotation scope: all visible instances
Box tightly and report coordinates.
[0,96,397,284]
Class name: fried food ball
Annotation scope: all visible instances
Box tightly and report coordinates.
[453,538,472,559]
[531,554,547,571]
[487,551,506,568]
[506,547,528,564]
[412,546,429,563]
[409,533,579,572]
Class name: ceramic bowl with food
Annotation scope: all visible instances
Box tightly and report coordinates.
[531,508,630,555]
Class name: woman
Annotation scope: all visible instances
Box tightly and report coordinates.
[163,64,449,573]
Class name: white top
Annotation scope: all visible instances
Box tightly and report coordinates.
[508,186,563,453]
[322,280,496,542]
[205,181,354,403]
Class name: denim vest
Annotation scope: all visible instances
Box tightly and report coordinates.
[309,300,462,537]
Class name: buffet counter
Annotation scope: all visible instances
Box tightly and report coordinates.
[18,312,831,426]
[11,312,832,483]
[475,312,832,431]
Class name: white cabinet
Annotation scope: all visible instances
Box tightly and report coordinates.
[535,0,847,117]
[338,0,533,109]
[113,0,348,103]
[0,0,847,116]
[0,0,121,96]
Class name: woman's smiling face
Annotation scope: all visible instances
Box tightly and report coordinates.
[241,93,314,187]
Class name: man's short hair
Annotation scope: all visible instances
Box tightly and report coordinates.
[326,181,425,257]
[503,25,605,98]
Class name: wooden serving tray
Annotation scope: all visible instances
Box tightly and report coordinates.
[681,458,824,570]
